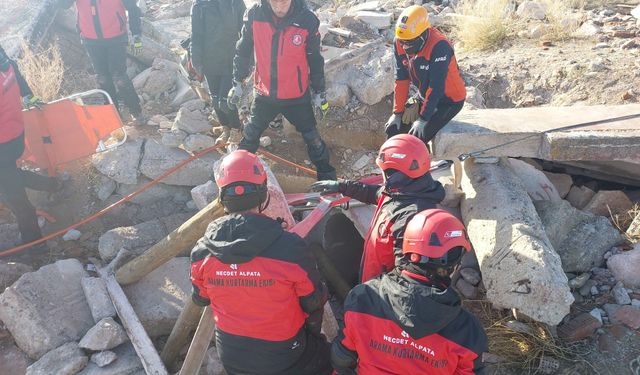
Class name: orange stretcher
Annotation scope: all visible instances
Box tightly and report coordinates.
[19,89,127,176]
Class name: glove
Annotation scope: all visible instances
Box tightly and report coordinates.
[313,91,329,119]
[304,309,324,336]
[408,117,429,141]
[227,81,243,109]
[131,35,143,56]
[22,94,44,109]
[310,180,341,195]
[402,97,421,124]
[384,113,403,137]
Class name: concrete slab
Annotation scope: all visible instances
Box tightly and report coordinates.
[434,104,640,163]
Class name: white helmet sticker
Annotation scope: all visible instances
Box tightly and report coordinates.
[444,230,463,238]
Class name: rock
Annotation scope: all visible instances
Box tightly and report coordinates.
[542,172,573,198]
[173,107,211,134]
[161,128,188,148]
[351,154,372,171]
[612,305,640,329]
[354,11,392,29]
[148,114,170,126]
[77,343,142,375]
[259,136,272,148]
[140,140,219,186]
[134,35,174,67]
[0,259,93,359]
[530,24,551,39]
[326,83,351,107]
[63,229,82,241]
[460,159,573,325]
[565,185,595,209]
[0,261,32,290]
[595,42,610,49]
[26,342,88,375]
[612,281,632,305]
[98,213,191,262]
[0,223,21,250]
[459,268,481,286]
[534,200,623,273]
[184,134,216,153]
[583,190,633,217]
[92,139,143,185]
[191,181,219,211]
[0,341,30,375]
[115,177,191,206]
[507,159,561,202]
[632,299,640,309]
[517,1,547,20]
[171,74,199,109]
[568,273,590,290]
[95,176,117,201]
[608,245,640,288]
[79,318,128,351]
[557,313,601,342]
[603,304,621,320]
[123,258,191,337]
[590,308,603,324]
[631,5,640,20]
[579,280,596,297]
[348,1,380,13]
[200,348,225,375]
[90,351,117,368]
[437,175,464,208]
[465,86,484,109]
[455,278,478,299]
[81,277,116,323]
[132,59,177,97]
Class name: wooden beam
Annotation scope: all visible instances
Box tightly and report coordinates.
[160,299,203,371]
[179,307,216,375]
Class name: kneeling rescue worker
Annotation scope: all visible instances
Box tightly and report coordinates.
[331,209,488,374]
[311,134,445,282]
[385,5,466,145]
[190,150,332,374]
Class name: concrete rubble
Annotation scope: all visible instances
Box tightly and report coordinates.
[81,277,117,323]
[191,180,219,211]
[607,244,640,288]
[26,342,88,375]
[78,343,143,375]
[79,318,129,351]
[0,261,33,290]
[139,140,220,186]
[90,351,117,368]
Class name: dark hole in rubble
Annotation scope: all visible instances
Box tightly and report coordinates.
[322,213,364,289]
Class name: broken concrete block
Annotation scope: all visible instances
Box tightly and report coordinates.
[173,107,210,134]
[116,177,191,206]
[90,351,117,368]
[583,190,633,217]
[459,268,481,286]
[161,128,187,148]
[95,176,117,201]
[0,261,32,290]
[534,200,623,273]
[437,175,464,208]
[0,259,94,359]
[78,343,142,375]
[79,318,129,351]
[0,223,21,250]
[140,140,219,186]
[326,83,351,107]
[566,185,596,210]
[542,171,573,198]
[351,154,372,171]
[455,278,478,299]
[123,258,191,337]
[191,180,219,211]
[63,229,82,241]
[92,139,143,185]
[460,158,573,325]
[507,158,561,202]
[612,282,632,305]
[81,277,116,323]
[26,342,88,375]
[171,74,199,109]
[607,244,640,288]
[183,134,216,153]
[516,1,547,20]
[354,10,392,29]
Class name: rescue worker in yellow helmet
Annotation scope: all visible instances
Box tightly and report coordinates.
[385,5,466,145]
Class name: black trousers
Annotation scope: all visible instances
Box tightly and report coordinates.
[0,134,57,244]
[387,99,464,144]
[84,39,141,116]
[203,71,241,129]
[239,98,336,180]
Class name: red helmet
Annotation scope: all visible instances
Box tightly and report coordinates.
[376,134,430,178]
[402,209,471,266]
[216,150,267,189]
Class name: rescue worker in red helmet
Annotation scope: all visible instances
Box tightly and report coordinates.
[385,5,466,144]
[311,134,445,283]
[59,0,144,123]
[0,45,61,249]
[190,150,332,374]
[331,209,488,374]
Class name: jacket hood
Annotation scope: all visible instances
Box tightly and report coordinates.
[384,172,445,202]
[200,213,284,264]
[378,269,462,338]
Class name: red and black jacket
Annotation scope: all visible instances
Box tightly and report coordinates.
[233,0,325,104]
[393,28,466,122]
[61,0,141,42]
[331,269,488,374]
[190,212,328,374]
[1,47,32,146]
[339,172,445,282]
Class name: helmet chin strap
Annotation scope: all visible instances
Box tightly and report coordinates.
[258,192,271,213]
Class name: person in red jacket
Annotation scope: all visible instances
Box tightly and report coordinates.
[331,209,488,374]
[0,46,61,248]
[385,5,466,144]
[59,0,144,122]
[311,134,444,283]
[228,0,336,180]
[190,150,332,374]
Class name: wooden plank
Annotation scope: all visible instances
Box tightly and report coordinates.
[179,307,216,375]
[98,268,169,375]
[160,299,203,371]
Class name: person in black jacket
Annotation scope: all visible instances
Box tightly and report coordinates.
[228,0,336,180]
[190,150,332,374]
[331,209,488,374]
[190,0,245,144]
[311,134,445,282]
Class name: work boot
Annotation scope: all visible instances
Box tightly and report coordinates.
[215,126,231,145]
[131,111,148,127]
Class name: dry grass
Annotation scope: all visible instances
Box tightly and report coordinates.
[451,0,516,51]
[611,203,640,242]
[16,41,65,102]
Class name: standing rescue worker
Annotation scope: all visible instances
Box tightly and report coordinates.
[0,46,61,247]
[385,5,466,144]
[311,134,445,283]
[229,0,336,180]
[59,0,144,122]
[190,150,332,374]
[331,209,488,374]
[190,0,245,144]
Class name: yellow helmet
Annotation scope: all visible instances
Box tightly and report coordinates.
[395,5,431,40]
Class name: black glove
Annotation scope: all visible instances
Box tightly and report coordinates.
[310,180,341,195]
[305,309,323,336]
[408,117,428,141]
[384,113,403,138]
